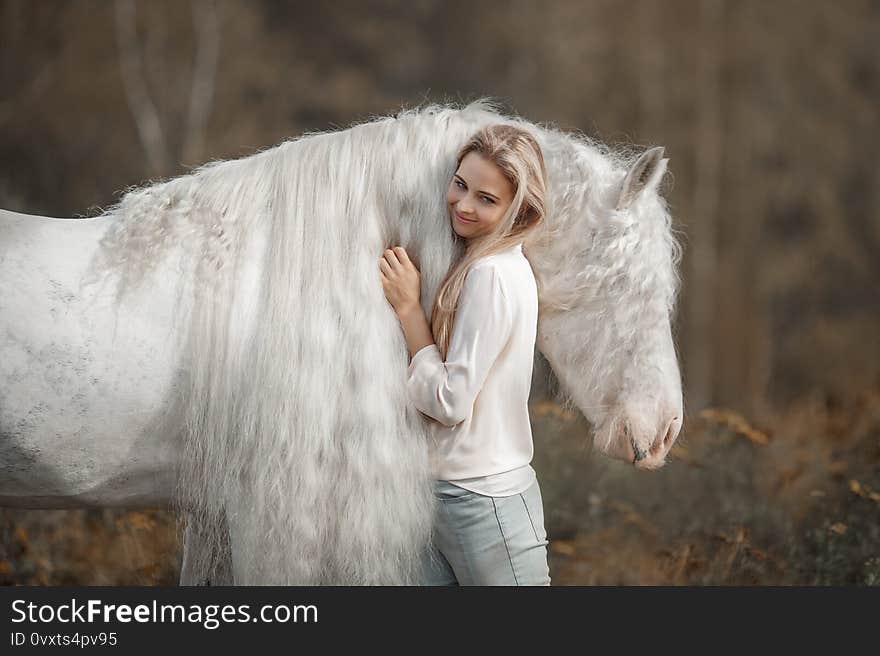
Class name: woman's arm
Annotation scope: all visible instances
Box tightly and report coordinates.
[397,304,435,359]
[406,265,512,427]
[381,246,513,426]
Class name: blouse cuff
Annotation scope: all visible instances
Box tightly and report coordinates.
[408,343,440,375]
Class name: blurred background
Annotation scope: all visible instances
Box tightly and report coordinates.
[1,0,877,585]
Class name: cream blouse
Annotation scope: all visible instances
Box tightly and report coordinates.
[406,242,538,497]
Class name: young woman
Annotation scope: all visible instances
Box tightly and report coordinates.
[379,124,550,586]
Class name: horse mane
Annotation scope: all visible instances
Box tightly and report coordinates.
[87,99,680,583]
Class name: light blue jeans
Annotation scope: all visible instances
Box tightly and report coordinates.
[421,478,551,586]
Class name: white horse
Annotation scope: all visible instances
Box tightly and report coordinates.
[0,101,683,585]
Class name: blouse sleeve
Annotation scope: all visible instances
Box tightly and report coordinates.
[406,264,513,427]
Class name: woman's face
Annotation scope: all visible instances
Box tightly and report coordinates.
[447,152,515,240]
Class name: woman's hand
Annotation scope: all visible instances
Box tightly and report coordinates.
[379,246,421,317]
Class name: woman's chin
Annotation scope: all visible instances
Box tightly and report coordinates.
[454,221,483,237]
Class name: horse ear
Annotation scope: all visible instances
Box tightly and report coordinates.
[615,146,668,211]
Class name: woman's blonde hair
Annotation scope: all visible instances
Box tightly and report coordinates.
[431,124,547,359]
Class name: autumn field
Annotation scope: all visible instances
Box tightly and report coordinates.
[1,0,877,587]
[2,380,877,586]
[539,382,880,585]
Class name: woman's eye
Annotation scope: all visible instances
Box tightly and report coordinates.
[455,180,465,189]
[481,196,495,204]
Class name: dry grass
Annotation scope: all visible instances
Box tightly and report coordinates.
[1,382,878,585]
[0,509,180,586]
[542,381,880,585]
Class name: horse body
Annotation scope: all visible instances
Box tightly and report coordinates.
[0,102,683,584]
[0,210,183,507]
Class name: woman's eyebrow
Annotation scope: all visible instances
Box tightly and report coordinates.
[454,174,501,200]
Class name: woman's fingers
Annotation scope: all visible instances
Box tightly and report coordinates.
[383,248,402,268]
[379,247,419,313]
[383,247,418,271]
[393,246,411,265]
[380,247,418,285]
[394,247,421,273]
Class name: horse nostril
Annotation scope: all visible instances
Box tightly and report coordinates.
[631,436,647,463]
[663,417,680,444]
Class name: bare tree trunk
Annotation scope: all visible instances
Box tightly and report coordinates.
[114,0,170,176]
[637,0,666,138]
[0,1,54,128]
[2,0,22,85]
[182,0,222,166]
[687,0,724,411]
